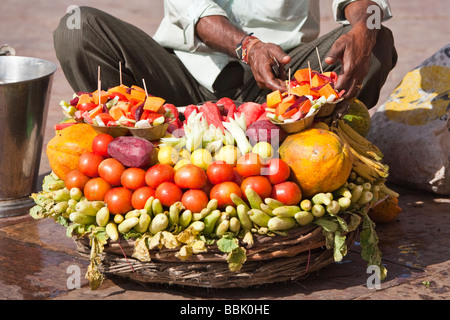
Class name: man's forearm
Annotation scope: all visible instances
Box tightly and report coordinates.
[344,0,384,26]
[343,0,380,56]
[195,15,247,58]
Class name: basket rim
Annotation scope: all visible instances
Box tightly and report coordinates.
[74,216,358,264]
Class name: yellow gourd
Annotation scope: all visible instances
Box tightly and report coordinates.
[279,128,353,198]
[46,124,99,180]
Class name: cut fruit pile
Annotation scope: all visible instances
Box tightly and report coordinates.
[266,68,344,124]
[58,84,178,130]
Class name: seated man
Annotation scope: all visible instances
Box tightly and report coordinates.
[54,0,397,109]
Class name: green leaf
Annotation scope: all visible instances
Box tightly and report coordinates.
[29,205,45,220]
[322,230,335,249]
[227,247,247,272]
[66,223,86,238]
[333,230,347,262]
[54,215,70,227]
[31,192,54,208]
[91,227,108,246]
[42,173,62,192]
[360,212,382,267]
[314,218,339,232]
[335,215,349,232]
[347,213,362,232]
[217,234,239,253]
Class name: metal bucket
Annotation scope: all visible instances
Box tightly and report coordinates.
[0,54,57,217]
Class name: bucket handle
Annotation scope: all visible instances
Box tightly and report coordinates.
[0,44,16,56]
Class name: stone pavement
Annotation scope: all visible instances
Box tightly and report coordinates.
[1,0,449,301]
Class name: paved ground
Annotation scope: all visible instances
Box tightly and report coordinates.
[1,0,449,302]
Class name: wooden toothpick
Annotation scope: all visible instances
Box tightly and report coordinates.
[288,68,291,96]
[98,66,101,106]
[142,78,149,97]
[315,47,324,73]
[119,61,123,86]
[308,61,312,86]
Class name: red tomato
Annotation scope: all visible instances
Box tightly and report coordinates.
[241,176,273,200]
[174,164,207,189]
[78,152,104,177]
[155,182,183,207]
[236,153,266,178]
[206,161,235,185]
[210,181,242,208]
[231,167,244,185]
[104,187,133,215]
[92,133,114,158]
[64,170,90,191]
[121,167,147,190]
[145,164,175,189]
[83,177,112,201]
[265,158,290,185]
[201,179,214,197]
[271,181,302,205]
[98,158,125,186]
[181,189,209,213]
[131,186,156,209]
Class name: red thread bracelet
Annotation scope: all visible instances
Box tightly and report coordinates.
[243,38,261,64]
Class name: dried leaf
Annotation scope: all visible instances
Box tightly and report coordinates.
[149,232,164,250]
[175,245,192,261]
[161,231,179,249]
[190,240,207,254]
[132,235,151,262]
[86,256,103,290]
[177,226,199,244]
[85,232,106,290]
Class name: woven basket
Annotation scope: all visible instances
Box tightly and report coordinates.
[74,218,359,289]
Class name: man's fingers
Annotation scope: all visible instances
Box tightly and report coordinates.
[325,38,346,65]
[270,50,291,80]
[248,42,291,91]
[278,54,291,66]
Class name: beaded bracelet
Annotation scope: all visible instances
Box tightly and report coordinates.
[235,32,258,64]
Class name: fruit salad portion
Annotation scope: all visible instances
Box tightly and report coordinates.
[59,84,178,130]
[266,68,344,124]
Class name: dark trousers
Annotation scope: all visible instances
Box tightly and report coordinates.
[54,6,397,108]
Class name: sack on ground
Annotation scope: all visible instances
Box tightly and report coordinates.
[367,44,450,195]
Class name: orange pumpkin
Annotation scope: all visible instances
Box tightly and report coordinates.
[46,123,100,180]
[279,128,353,198]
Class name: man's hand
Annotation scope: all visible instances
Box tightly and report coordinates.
[247,42,291,92]
[195,15,290,92]
[325,1,381,99]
